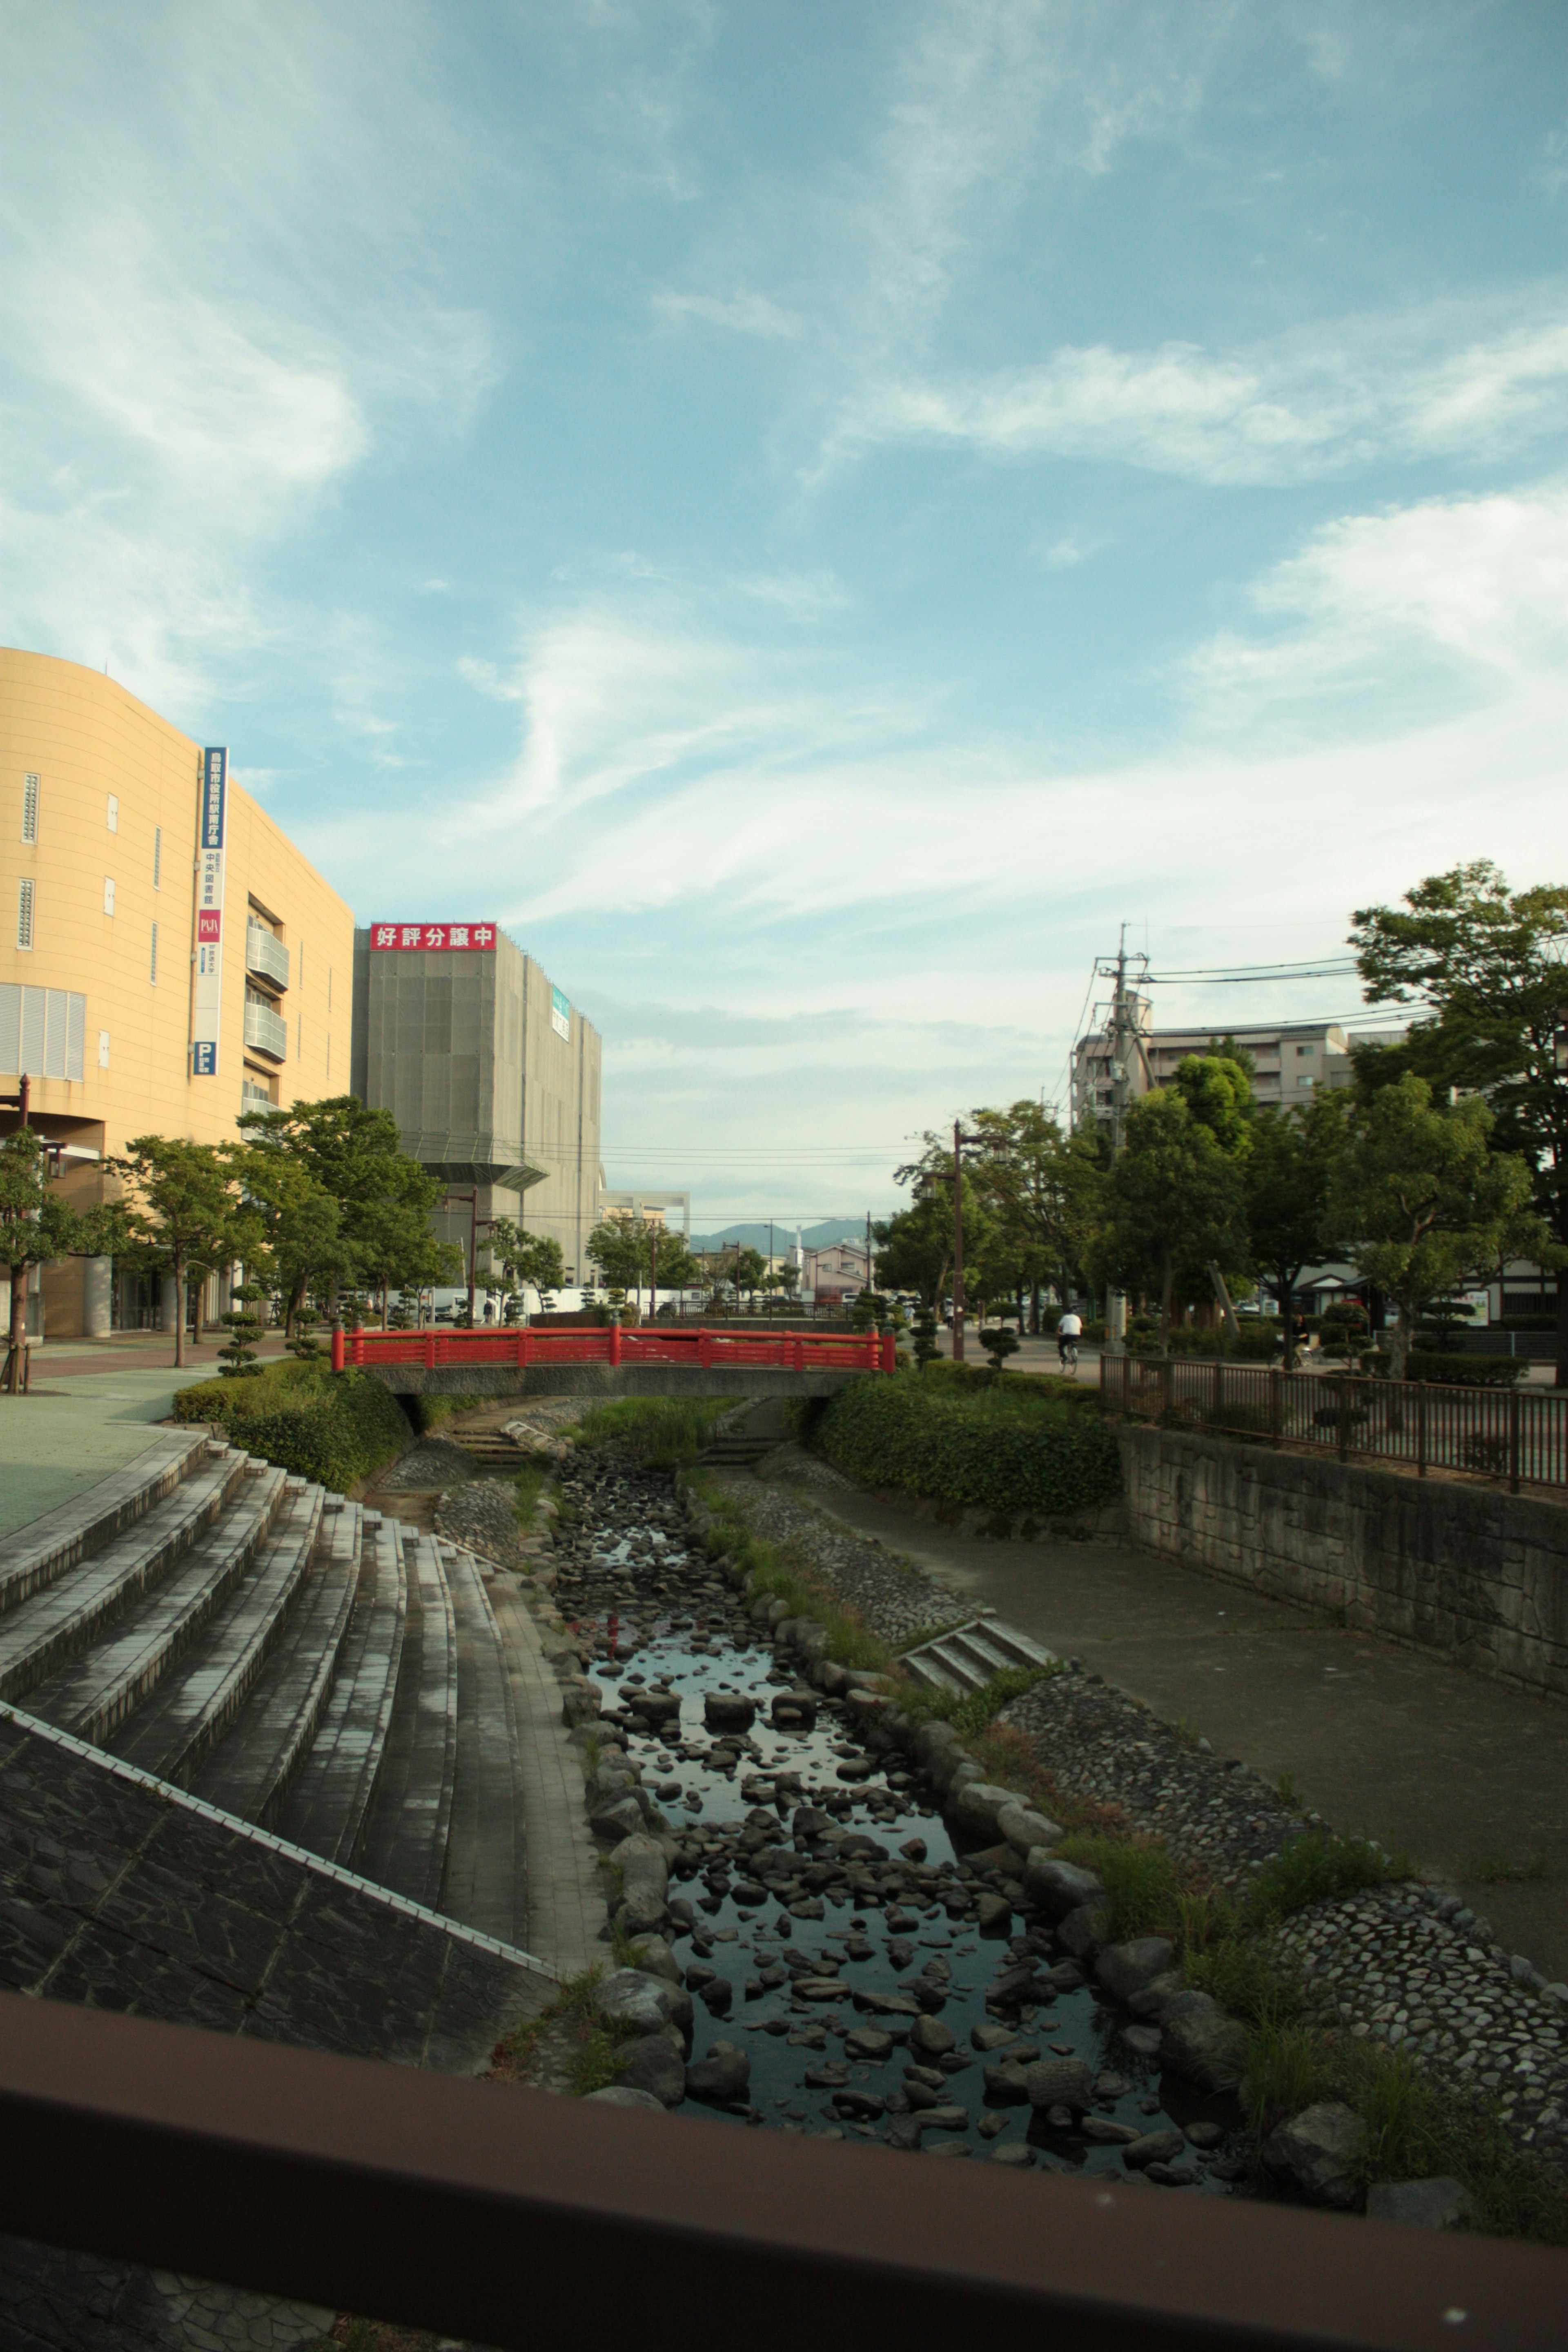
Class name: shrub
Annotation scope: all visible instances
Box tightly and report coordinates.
[174,1361,410,1490]
[894,1663,1054,1738]
[810,1373,1122,1518]
[1358,1350,1526,1387]
[1245,1831,1413,1925]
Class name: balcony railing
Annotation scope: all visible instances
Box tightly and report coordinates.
[245,924,290,989]
[243,996,287,1061]
[0,1993,1555,2352]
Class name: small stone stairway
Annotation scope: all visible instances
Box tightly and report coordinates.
[0,1425,530,1943]
[700,1397,790,1470]
[454,1426,533,1472]
[900,1614,1058,1694]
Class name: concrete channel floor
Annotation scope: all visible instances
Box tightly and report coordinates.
[771,1458,1568,1986]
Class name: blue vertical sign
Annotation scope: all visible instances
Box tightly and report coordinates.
[192,748,228,1077]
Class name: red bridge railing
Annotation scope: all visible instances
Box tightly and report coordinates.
[332,1324,896,1375]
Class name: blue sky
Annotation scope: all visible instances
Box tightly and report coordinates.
[4,2,1566,1227]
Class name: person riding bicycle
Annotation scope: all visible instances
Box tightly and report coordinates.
[1057,1307,1083,1370]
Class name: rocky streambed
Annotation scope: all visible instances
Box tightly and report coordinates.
[543,1450,1247,2183]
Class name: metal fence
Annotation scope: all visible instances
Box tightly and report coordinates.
[1100,1352,1568,1495]
[337,1324,895,1374]
[0,1993,1558,2351]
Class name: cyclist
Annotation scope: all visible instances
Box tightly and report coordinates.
[1057,1307,1083,1372]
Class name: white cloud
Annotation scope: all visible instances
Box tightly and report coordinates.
[841,298,1568,486]
[652,289,801,338]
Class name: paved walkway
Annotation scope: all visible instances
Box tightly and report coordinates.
[778,1460,1568,1984]
[0,1359,220,1541]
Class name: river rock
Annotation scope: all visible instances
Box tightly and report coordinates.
[833,2089,886,2121]
[996,1802,1063,1854]
[624,1686,683,1729]
[592,1969,693,2036]
[702,1977,734,2015]
[590,1795,646,1842]
[915,2104,969,2133]
[1096,1938,1178,2005]
[684,2040,752,2104]
[989,2142,1034,2166]
[982,2061,1032,2104]
[976,1891,1013,1932]
[704,1693,757,1733]
[1263,2103,1368,2208]
[1123,2129,1186,2170]
[844,2027,894,2062]
[909,2016,956,2058]
[972,2021,1022,2053]
[586,2085,666,2110]
[771,1690,817,1729]
[617,2031,686,2107]
[946,1782,1017,1840]
[1365,2178,1476,2231]
[1157,1991,1248,2094]
[1021,1855,1105,1920]
[1056,1903,1109,1960]
[1080,2117,1141,2145]
[1127,1972,1185,2018]
[1024,2057,1095,2113]
[624,1935,681,1983]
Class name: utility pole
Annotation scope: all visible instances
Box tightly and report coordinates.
[1106,928,1134,1356]
[952,1121,966,1363]
[648,1223,657,1324]
[864,1211,873,1310]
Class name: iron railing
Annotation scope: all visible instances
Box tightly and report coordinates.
[0,1993,1558,2351]
[336,1324,897,1373]
[244,923,290,989]
[1100,1352,1568,1494]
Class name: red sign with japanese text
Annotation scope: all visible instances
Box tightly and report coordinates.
[369,923,498,951]
[196,910,221,943]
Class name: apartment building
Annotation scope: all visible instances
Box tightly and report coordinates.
[1,650,354,1336]
[1071,999,1359,1129]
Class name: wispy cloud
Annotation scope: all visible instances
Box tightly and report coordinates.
[652,289,801,338]
[839,297,1568,485]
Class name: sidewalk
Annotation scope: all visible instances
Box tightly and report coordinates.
[777,1456,1568,1983]
[0,1359,220,1541]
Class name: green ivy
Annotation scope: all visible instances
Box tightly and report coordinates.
[812,1374,1123,1517]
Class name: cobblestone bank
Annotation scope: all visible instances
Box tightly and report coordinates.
[706,1474,965,1648]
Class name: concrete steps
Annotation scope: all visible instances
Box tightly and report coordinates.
[1,1430,534,1951]
[276,1511,407,1867]
[352,1530,459,1910]
[901,1615,1058,1695]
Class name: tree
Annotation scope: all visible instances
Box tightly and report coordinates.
[1243,1094,1352,1368]
[228,1147,347,1338]
[878,1158,1000,1312]
[1,1131,125,1392]
[962,1102,1105,1327]
[1350,863,1568,1381]
[115,1138,259,1369]
[486,1219,567,1308]
[236,1097,448,1316]
[1089,1089,1247,1351]
[1326,1074,1548,1380]
[731,1247,767,1308]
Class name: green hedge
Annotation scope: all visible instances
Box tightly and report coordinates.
[1357,1350,1527,1388]
[811,1372,1123,1517]
[174,1362,411,1489]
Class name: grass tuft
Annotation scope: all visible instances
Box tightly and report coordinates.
[1245,1831,1415,1927]
[1469,1851,1548,1884]
[573,1395,737,1468]
[892,1664,1055,1739]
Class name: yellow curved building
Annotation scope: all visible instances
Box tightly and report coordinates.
[2,649,355,1336]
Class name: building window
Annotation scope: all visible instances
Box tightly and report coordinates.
[1298,1075,1314,1089]
[98,1030,110,1069]
[107,794,119,833]
[0,985,85,1080]
[21,775,39,843]
[16,879,34,949]
[1296,1044,1314,1057]
[149,922,158,985]
[103,877,116,916]
[153,826,162,890]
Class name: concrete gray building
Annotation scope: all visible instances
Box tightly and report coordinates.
[1071,1002,1365,1129]
[351,922,602,1283]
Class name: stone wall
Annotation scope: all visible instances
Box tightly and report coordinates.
[1118,1426,1568,1705]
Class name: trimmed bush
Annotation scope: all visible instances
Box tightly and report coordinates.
[1358,1350,1526,1387]
[174,1361,410,1490]
[811,1372,1123,1518]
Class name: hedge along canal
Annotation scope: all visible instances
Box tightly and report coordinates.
[547,1443,1245,2180]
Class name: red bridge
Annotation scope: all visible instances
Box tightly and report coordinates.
[333,1325,896,1376]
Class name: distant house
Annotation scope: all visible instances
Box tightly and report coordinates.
[804,1240,869,1304]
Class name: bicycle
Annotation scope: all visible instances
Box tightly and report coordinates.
[1057,1337,1079,1373]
